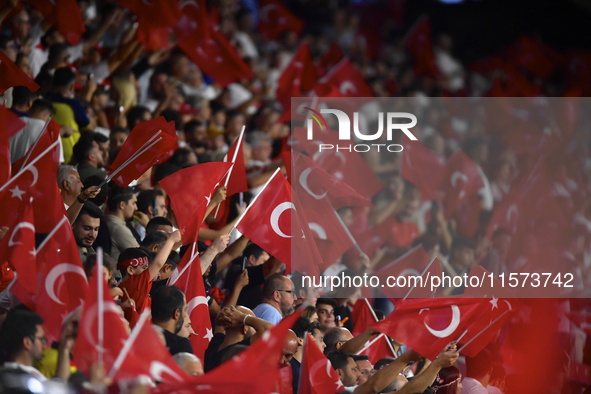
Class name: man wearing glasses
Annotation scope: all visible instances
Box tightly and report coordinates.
[253,273,297,325]
[0,307,48,381]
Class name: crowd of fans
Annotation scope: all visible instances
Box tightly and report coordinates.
[0,0,590,393]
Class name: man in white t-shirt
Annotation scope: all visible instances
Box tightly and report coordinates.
[461,349,493,394]
[253,273,296,325]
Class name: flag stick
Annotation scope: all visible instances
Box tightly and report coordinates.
[106,130,162,183]
[98,131,163,188]
[332,209,363,255]
[356,333,383,355]
[0,138,60,193]
[228,167,282,235]
[403,256,437,300]
[239,192,243,208]
[97,247,104,365]
[35,215,68,252]
[402,361,417,375]
[457,309,511,353]
[214,125,246,218]
[107,309,151,379]
[168,245,199,287]
[364,298,379,322]
[21,117,51,168]
[455,329,468,344]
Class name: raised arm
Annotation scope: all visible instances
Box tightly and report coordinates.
[340,327,378,355]
[215,235,249,273]
[398,344,459,394]
[200,234,230,274]
[148,230,181,280]
[354,349,420,394]
[224,269,249,308]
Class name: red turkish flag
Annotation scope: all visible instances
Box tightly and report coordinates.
[503,35,556,79]
[258,0,303,41]
[300,333,344,394]
[11,119,61,174]
[276,43,318,106]
[317,43,343,78]
[222,129,248,196]
[174,0,208,41]
[0,202,36,294]
[123,0,180,51]
[458,267,519,357]
[485,189,521,239]
[290,152,371,211]
[404,16,440,78]
[108,116,178,187]
[73,260,129,377]
[441,150,484,218]
[373,245,440,299]
[167,250,212,362]
[0,105,26,184]
[314,59,374,98]
[0,50,40,94]
[111,310,190,383]
[293,126,382,200]
[401,139,445,201]
[209,129,249,228]
[351,298,378,337]
[235,171,322,276]
[15,218,89,342]
[371,297,485,360]
[356,334,397,365]
[160,162,233,245]
[0,138,65,234]
[27,0,85,45]
[177,18,253,87]
[152,310,303,394]
[120,0,180,28]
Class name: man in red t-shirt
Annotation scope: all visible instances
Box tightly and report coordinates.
[390,185,421,251]
[118,230,181,315]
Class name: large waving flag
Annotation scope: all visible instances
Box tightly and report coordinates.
[371,297,485,360]
[300,333,344,394]
[276,43,318,106]
[235,169,323,275]
[167,250,212,362]
[74,255,129,376]
[12,217,88,342]
[0,50,40,94]
[108,310,191,383]
[152,310,303,393]
[160,162,233,245]
[107,116,178,187]
[27,0,86,45]
[258,0,304,41]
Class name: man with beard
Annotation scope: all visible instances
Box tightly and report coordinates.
[72,135,107,183]
[151,285,193,356]
[253,273,296,325]
[72,202,103,262]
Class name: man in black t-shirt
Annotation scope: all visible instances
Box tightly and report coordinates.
[151,286,193,355]
[224,243,282,310]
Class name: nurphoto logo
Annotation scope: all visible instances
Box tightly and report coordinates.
[303,107,418,153]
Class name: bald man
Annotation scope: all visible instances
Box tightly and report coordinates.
[204,305,274,372]
[324,327,354,355]
[253,273,297,325]
[275,330,299,394]
[173,352,204,376]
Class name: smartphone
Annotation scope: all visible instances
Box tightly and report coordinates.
[119,105,124,113]
[72,320,79,338]
[242,256,247,271]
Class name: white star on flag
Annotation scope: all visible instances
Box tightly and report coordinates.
[10,186,26,200]
[204,327,213,341]
[490,296,498,310]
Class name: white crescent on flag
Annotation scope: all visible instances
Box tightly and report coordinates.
[45,263,87,306]
[270,202,295,238]
[421,305,461,338]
